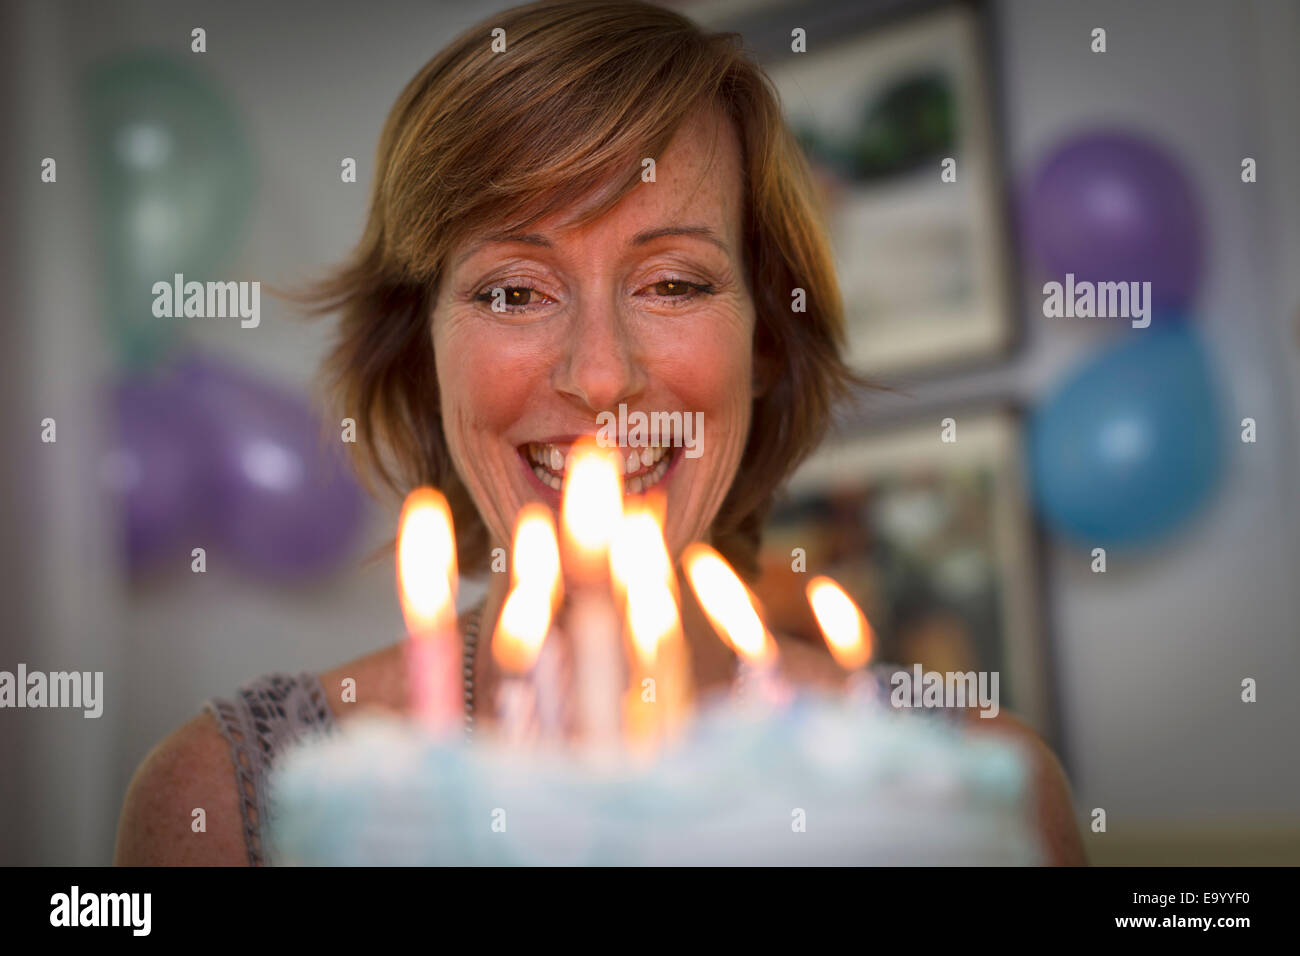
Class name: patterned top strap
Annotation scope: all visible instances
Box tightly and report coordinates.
[203,672,335,866]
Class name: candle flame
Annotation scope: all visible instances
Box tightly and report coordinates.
[511,502,562,607]
[610,501,675,595]
[492,585,552,674]
[560,437,624,579]
[625,588,681,666]
[806,576,873,670]
[396,487,457,636]
[493,504,563,674]
[682,542,774,665]
[612,504,679,665]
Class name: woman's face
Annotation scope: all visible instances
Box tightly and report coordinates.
[432,106,756,562]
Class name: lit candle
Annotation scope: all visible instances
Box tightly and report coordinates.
[609,491,670,586]
[508,502,563,603]
[611,499,691,749]
[805,575,882,706]
[682,542,789,708]
[490,504,563,746]
[491,585,546,747]
[530,620,568,743]
[560,436,623,583]
[396,487,461,736]
[559,437,627,750]
[515,503,568,742]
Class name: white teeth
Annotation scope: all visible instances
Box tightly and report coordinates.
[644,451,670,490]
[530,463,562,490]
[526,441,673,494]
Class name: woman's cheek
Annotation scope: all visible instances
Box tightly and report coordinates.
[650,295,750,371]
[435,318,538,434]
[655,314,754,549]
[660,313,753,435]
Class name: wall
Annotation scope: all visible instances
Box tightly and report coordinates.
[4,0,1297,864]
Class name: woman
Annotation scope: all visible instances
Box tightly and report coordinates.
[114,0,1085,866]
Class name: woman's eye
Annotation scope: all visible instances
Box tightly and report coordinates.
[474,280,712,312]
[645,279,714,300]
[474,286,548,311]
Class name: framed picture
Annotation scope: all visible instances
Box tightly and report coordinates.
[753,407,1053,737]
[754,0,1016,377]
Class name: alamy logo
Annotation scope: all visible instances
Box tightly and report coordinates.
[889,664,1000,718]
[50,886,151,936]
[0,664,103,718]
[151,273,261,328]
[595,403,703,458]
[1042,273,1151,328]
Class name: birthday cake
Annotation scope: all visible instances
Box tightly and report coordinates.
[266,690,1042,866]
[268,456,1041,866]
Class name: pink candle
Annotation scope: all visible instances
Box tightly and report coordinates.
[611,501,692,748]
[559,438,627,751]
[566,590,625,749]
[396,488,461,737]
[491,584,544,746]
[531,624,568,742]
[491,504,562,746]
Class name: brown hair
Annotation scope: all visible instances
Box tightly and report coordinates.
[302,0,859,579]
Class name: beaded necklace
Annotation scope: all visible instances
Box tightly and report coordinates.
[461,605,483,739]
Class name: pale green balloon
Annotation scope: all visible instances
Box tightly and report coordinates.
[84,53,255,368]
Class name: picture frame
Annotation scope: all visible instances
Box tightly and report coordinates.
[744,0,1017,377]
[754,406,1054,738]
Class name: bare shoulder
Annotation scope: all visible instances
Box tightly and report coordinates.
[318,640,410,719]
[114,642,411,867]
[964,709,1088,866]
[315,609,483,720]
[114,711,247,866]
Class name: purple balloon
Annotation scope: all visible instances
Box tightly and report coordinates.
[1023,131,1202,312]
[105,376,211,570]
[177,355,367,580]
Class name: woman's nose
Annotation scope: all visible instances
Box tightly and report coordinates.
[552,300,648,413]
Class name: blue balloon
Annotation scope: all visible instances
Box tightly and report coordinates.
[1028,326,1223,548]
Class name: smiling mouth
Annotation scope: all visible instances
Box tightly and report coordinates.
[520,441,677,494]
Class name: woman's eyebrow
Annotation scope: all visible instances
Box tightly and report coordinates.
[455,232,550,267]
[632,225,729,254]
[455,224,728,268]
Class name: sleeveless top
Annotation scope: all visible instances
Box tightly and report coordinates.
[203,672,336,866]
[203,608,485,867]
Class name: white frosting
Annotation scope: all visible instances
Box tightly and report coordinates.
[267,691,1042,865]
